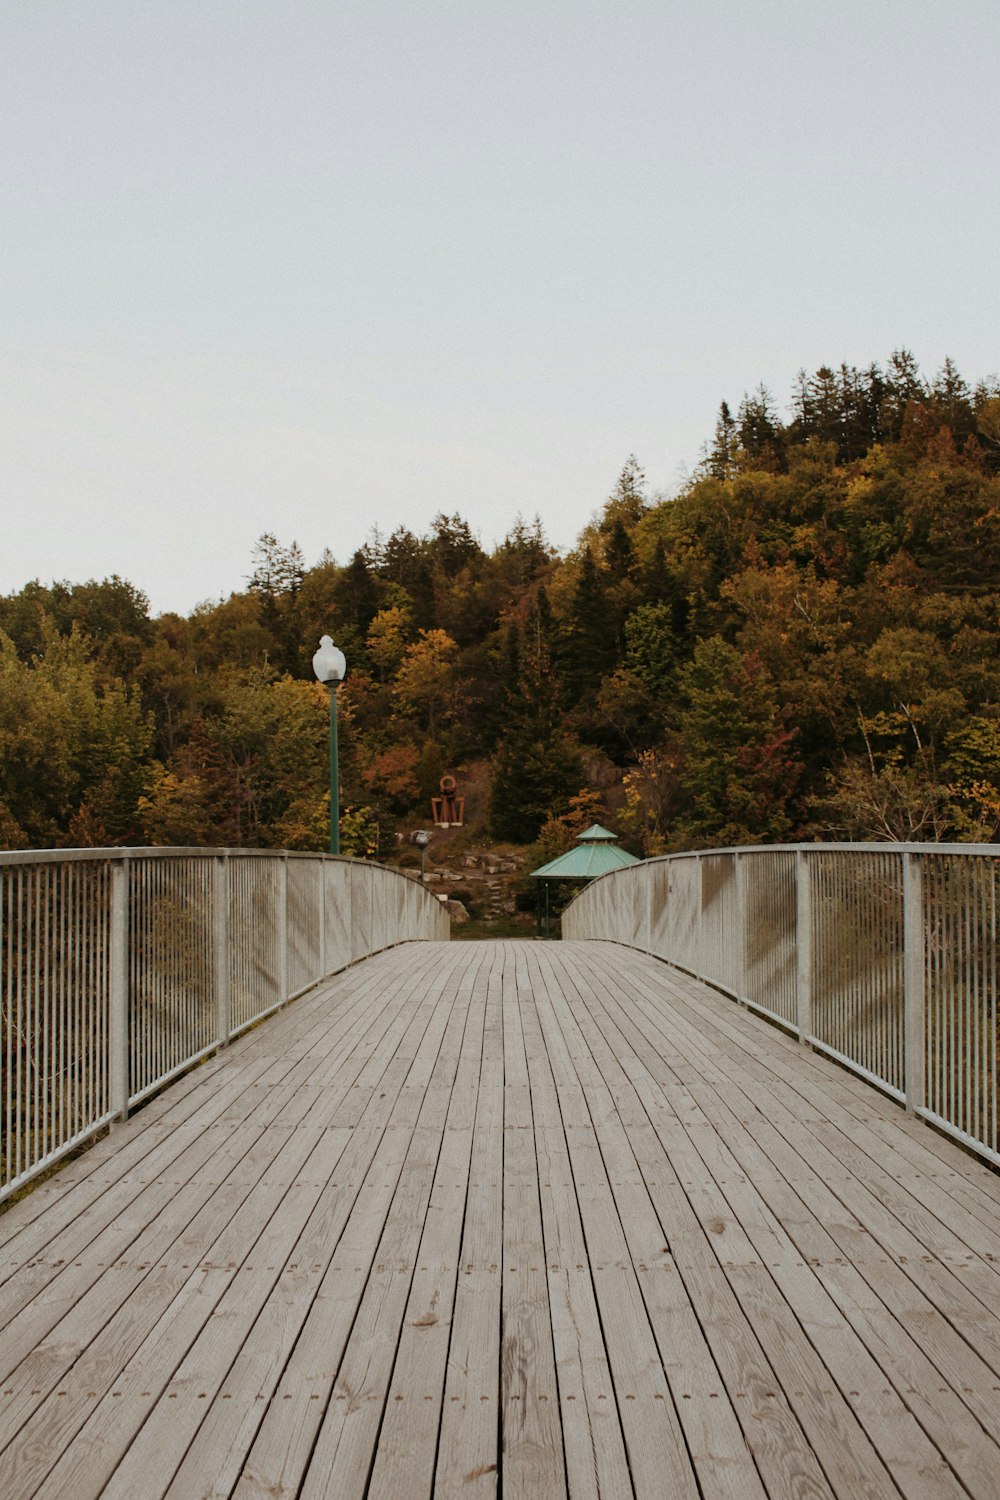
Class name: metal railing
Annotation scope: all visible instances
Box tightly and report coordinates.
[563,844,999,1168]
[0,848,449,1203]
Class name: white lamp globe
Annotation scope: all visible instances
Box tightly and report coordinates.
[312,635,346,684]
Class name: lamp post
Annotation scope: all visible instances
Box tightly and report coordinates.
[312,635,346,855]
[414,829,431,881]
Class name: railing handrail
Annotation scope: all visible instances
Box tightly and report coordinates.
[0,845,424,871]
[567,838,999,879]
[563,843,999,1170]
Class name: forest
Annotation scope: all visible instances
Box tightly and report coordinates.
[2,350,999,862]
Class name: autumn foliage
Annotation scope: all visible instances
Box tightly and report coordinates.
[2,352,999,854]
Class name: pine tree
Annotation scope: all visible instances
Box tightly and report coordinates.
[736,385,782,466]
[561,549,616,704]
[706,402,738,478]
[489,594,581,842]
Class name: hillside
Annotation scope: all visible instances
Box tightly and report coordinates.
[1,350,999,862]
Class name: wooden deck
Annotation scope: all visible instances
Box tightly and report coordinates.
[1,940,999,1500]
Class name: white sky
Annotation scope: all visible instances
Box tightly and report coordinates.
[2,0,998,617]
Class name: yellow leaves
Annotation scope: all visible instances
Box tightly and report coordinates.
[366,606,413,679]
[391,629,459,728]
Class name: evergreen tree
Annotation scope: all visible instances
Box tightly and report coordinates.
[707,401,738,478]
[334,548,382,638]
[561,548,616,704]
[428,513,483,578]
[605,518,636,584]
[737,386,782,467]
[489,595,581,842]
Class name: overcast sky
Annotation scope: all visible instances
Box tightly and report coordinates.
[2,0,998,617]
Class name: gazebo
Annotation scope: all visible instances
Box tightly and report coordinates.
[529,823,640,938]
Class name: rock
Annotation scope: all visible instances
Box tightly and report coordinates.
[445,898,470,924]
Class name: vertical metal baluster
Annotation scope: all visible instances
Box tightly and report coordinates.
[279,855,289,1005]
[734,852,746,1004]
[962,857,971,1138]
[990,862,997,1155]
[974,856,984,1144]
[318,858,326,979]
[55,866,63,1148]
[796,849,812,1045]
[2,871,9,1187]
[110,858,130,1126]
[215,854,231,1047]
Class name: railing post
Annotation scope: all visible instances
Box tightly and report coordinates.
[109,857,130,1126]
[278,854,289,1002]
[796,849,812,1045]
[735,852,747,1005]
[903,851,925,1115]
[697,854,705,979]
[318,858,326,979]
[214,855,230,1048]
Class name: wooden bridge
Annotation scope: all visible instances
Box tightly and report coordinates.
[2,938,999,1499]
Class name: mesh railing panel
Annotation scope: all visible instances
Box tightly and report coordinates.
[810,849,904,1093]
[701,853,739,995]
[1,859,113,1197]
[742,850,797,1026]
[287,859,323,995]
[922,852,998,1154]
[228,856,284,1031]
[129,857,215,1101]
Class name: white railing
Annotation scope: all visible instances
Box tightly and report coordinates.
[0,848,449,1203]
[563,844,999,1168]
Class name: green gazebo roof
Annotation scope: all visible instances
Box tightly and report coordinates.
[530,825,640,880]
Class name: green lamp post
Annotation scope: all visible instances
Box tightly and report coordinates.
[414,829,431,881]
[312,635,347,855]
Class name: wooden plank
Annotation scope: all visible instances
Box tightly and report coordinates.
[538,946,765,1500]
[575,944,998,1498]
[96,945,469,1500]
[497,944,567,1500]
[565,945,941,1500]
[1,938,999,1500]
[516,952,635,1500]
[433,948,505,1497]
[282,949,484,1500]
[230,945,477,1498]
[365,945,492,1499]
[6,944,453,1500]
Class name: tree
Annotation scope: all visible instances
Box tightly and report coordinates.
[391,629,459,737]
[561,548,615,704]
[0,622,152,847]
[674,637,801,846]
[428,513,483,579]
[737,385,782,467]
[706,401,738,478]
[495,515,552,592]
[366,606,413,681]
[247,533,305,600]
[489,595,582,842]
[607,455,647,526]
[334,549,382,637]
